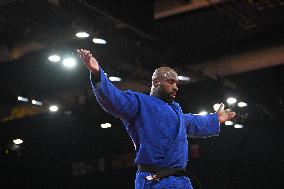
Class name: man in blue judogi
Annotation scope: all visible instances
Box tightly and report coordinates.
[77,49,236,189]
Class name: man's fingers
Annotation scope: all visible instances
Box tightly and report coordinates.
[85,51,90,58]
[83,50,90,60]
[225,109,231,113]
[87,54,92,60]
[76,49,81,57]
[227,112,236,119]
[77,49,85,59]
[82,50,87,57]
[76,50,94,65]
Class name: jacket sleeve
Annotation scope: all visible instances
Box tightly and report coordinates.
[183,113,220,137]
[90,67,139,121]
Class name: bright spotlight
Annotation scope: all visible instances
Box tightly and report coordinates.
[109,76,122,82]
[238,102,247,107]
[76,32,89,38]
[63,58,76,68]
[93,38,107,44]
[101,123,111,128]
[198,111,208,115]
[234,124,243,128]
[227,97,237,105]
[49,105,59,112]
[32,100,42,106]
[18,96,28,102]
[13,139,23,145]
[225,121,234,125]
[48,55,61,62]
[178,76,190,81]
[213,103,221,111]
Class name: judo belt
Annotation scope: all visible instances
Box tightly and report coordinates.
[138,164,190,181]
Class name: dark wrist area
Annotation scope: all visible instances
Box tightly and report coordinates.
[90,70,101,83]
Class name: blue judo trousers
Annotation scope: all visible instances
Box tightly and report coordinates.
[90,68,220,189]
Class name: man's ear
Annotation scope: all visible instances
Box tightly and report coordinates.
[153,79,161,88]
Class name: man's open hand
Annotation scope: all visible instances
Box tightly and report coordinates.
[77,49,99,74]
[216,103,236,123]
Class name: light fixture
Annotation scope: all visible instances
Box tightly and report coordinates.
[178,76,190,81]
[13,139,23,145]
[32,100,42,106]
[238,102,247,107]
[109,76,122,82]
[101,123,111,128]
[48,55,61,62]
[63,58,76,68]
[198,111,208,115]
[76,32,89,38]
[93,38,107,44]
[18,96,28,102]
[227,97,237,105]
[234,124,243,128]
[225,121,233,125]
[49,105,59,112]
[213,103,221,111]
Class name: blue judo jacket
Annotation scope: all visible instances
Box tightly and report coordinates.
[90,68,220,169]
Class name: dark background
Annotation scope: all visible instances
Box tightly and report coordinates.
[0,0,283,188]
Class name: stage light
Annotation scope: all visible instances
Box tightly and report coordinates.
[13,139,23,145]
[198,111,208,115]
[234,124,243,128]
[101,123,111,128]
[109,76,122,82]
[178,76,190,81]
[227,97,237,105]
[63,58,76,68]
[18,96,28,102]
[49,105,58,112]
[93,38,107,44]
[32,100,42,106]
[238,102,247,107]
[225,121,233,125]
[213,103,221,111]
[76,32,89,38]
[48,55,61,62]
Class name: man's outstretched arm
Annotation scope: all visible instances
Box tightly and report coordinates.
[184,103,236,137]
[77,49,139,121]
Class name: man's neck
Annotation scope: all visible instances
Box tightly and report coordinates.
[150,91,173,104]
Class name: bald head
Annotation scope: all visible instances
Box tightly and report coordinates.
[152,67,178,82]
[150,67,179,102]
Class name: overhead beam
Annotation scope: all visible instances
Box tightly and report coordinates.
[154,0,224,20]
[47,0,60,6]
[0,42,44,63]
[116,81,149,92]
[187,45,284,80]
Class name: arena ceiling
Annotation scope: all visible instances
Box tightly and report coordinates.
[0,0,283,121]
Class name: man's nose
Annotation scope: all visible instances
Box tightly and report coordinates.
[173,85,178,91]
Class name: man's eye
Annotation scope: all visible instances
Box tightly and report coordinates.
[168,80,176,85]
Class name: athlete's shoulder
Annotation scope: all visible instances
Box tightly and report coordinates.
[125,90,149,97]
[172,101,183,111]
